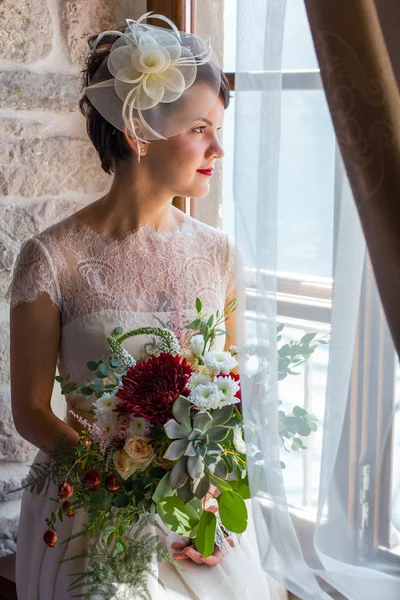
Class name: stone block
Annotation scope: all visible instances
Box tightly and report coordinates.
[0,198,85,301]
[0,387,37,463]
[0,462,30,503]
[0,117,108,197]
[0,70,81,112]
[0,500,21,557]
[0,1,52,63]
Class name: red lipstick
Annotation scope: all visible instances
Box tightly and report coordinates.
[196,168,214,177]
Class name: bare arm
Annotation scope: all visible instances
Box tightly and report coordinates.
[223,289,237,352]
[10,294,79,456]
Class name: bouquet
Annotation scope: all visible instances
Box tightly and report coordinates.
[20,297,324,599]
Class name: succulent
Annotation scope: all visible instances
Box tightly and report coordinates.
[163,396,234,501]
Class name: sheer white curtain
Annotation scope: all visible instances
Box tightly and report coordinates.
[233,1,400,598]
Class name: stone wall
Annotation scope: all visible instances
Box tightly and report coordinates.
[0,0,146,557]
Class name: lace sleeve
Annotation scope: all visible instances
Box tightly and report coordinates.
[6,237,61,310]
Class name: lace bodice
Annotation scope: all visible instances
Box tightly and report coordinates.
[7,213,236,395]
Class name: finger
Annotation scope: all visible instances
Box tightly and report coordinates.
[183,546,206,565]
[205,504,218,514]
[172,551,190,561]
[226,536,235,548]
[171,537,190,550]
[202,547,224,566]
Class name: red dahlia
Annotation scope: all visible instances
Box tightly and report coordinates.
[115,352,194,425]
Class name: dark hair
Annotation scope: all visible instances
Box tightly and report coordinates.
[78,26,232,175]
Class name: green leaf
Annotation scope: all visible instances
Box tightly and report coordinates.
[293,406,307,417]
[217,491,248,533]
[309,421,318,432]
[195,510,217,558]
[152,471,174,504]
[301,332,317,344]
[196,297,203,313]
[113,493,130,508]
[206,314,214,328]
[98,363,109,376]
[156,496,199,536]
[87,361,98,371]
[80,386,94,396]
[229,478,251,499]
[55,375,63,383]
[61,383,79,395]
[209,473,233,493]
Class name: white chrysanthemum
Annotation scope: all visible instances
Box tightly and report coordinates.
[189,383,225,411]
[190,334,205,358]
[214,375,240,406]
[203,350,238,375]
[93,393,119,431]
[233,425,246,454]
[187,372,211,391]
[126,417,151,438]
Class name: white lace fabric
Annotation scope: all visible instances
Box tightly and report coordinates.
[7,216,236,325]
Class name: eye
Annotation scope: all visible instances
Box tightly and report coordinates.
[192,125,206,133]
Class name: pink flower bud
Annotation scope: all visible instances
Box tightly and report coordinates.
[62,501,76,518]
[43,529,57,548]
[58,481,74,500]
[81,470,101,489]
[105,474,120,493]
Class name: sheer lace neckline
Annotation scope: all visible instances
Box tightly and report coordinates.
[74,216,194,244]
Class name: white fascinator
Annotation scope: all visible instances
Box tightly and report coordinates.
[84,11,221,152]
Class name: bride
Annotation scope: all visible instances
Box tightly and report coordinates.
[8,12,284,600]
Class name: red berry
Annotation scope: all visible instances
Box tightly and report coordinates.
[58,481,74,500]
[43,529,57,548]
[62,501,76,518]
[105,474,120,493]
[81,470,101,488]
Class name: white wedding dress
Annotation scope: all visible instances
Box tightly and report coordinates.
[7,212,284,600]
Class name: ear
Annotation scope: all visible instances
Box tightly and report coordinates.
[123,120,149,158]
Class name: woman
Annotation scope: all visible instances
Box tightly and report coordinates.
[8,12,282,600]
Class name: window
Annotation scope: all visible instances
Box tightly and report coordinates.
[222,0,400,565]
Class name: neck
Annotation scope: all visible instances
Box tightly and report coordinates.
[94,162,184,235]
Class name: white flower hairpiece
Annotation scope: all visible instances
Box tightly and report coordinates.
[89,12,214,155]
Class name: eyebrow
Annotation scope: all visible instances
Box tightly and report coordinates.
[193,118,223,128]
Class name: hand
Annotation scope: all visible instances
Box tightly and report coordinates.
[171,505,234,566]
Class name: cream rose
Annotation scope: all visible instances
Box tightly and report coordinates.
[152,444,175,471]
[124,436,155,470]
[113,449,137,480]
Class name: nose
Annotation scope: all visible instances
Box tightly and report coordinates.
[206,137,225,160]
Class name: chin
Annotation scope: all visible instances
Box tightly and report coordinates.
[179,184,210,199]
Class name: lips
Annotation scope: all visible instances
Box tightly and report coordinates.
[197,168,214,177]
